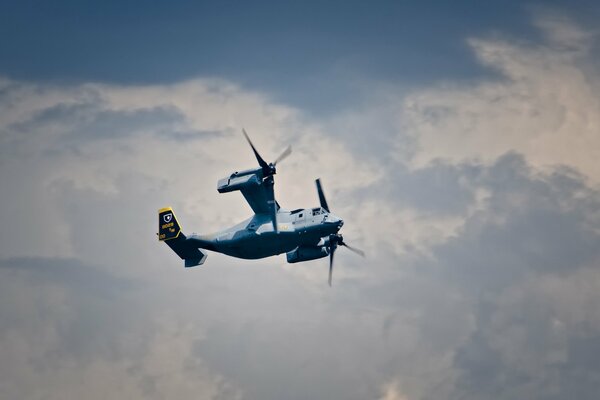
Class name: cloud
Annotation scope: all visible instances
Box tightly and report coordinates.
[1,10,600,400]
[398,13,600,183]
[0,257,238,400]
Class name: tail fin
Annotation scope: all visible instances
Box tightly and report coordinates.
[158,207,207,267]
[158,207,182,241]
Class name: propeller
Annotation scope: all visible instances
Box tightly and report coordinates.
[243,128,291,178]
[316,179,365,286]
[242,129,292,233]
[327,233,365,286]
[315,178,330,213]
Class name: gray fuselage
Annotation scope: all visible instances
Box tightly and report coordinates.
[187,207,343,259]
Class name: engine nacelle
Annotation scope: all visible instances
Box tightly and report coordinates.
[217,172,261,193]
[286,246,328,263]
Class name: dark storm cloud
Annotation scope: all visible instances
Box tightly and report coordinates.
[452,268,600,400]
[390,160,481,215]
[418,154,600,399]
[0,0,556,114]
[432,153,600,285]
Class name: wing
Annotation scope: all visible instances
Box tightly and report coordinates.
[217,172,280,231]
[239,177,273,214]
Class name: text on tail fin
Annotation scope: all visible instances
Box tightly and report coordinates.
[158,207,182,241]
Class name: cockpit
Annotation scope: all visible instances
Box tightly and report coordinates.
[311,207,326,216]
[290,207,328,221]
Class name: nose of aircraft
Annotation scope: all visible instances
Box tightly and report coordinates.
[326,213,344,230]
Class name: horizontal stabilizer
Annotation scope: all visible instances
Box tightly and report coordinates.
[165,235,208,268]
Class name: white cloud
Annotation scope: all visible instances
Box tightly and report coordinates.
[399,14,600,182]
[0,77,379,262]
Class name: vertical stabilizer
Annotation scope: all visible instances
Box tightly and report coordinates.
[158,207,207,267]
[158,207,181,241]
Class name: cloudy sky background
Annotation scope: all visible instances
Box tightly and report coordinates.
[2,2,600,399]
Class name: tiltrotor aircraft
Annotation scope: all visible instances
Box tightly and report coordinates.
[158,130,364,285]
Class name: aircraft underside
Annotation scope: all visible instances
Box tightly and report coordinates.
[210,230,323,260]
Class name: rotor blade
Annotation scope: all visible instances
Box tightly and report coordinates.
[328,247,335,286]
[264,176,278,233]
[273,145,292,166]
[315,178,330,212]
[242,128,269,170]
[340,241,366,257]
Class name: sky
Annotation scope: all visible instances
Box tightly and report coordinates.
[1,1,600,399]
